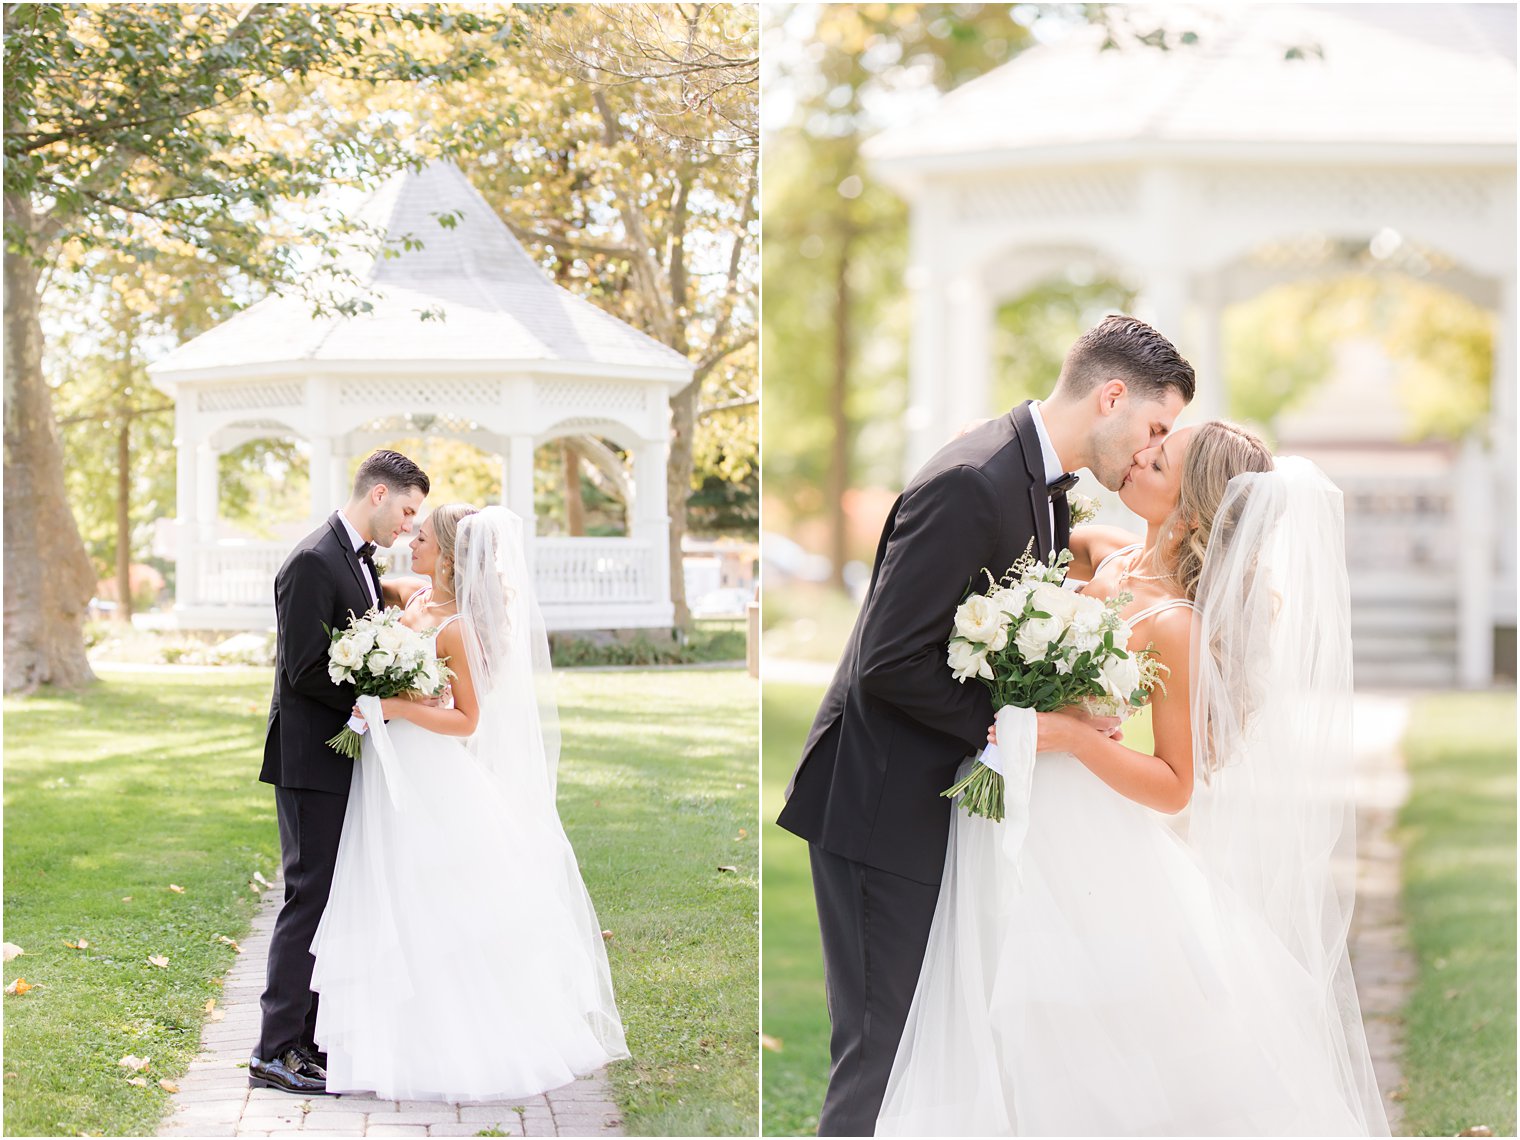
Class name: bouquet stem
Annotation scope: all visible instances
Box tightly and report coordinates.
[942,762,1004,822]
[325,726,363,761]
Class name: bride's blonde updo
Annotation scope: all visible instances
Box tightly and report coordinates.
[1161,421,1273,600]
[428,503,479,591]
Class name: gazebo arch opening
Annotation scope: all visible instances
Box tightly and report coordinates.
[535,433,631,539]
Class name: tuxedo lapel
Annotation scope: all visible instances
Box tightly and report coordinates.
[1009,401,1053,559]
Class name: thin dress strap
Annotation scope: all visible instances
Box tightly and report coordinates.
[433,613,465,633]
[1128,597,1194,625]
[1092,542,1142,579]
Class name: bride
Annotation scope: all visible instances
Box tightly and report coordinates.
[876,421,1390,1136]
[310,503,628,1101]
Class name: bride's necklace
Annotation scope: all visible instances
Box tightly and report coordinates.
[1117,550,1169,585]
[423,586,456,610]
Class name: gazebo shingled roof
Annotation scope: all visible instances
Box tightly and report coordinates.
[150,160,691,381]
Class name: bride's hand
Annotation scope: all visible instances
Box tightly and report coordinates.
[377,697,411,722]
[988,708,1123,750]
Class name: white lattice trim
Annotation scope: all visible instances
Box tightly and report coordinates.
[338,378,501,406]
[954,170,1138,224]
[536,379,648,413]
[195,382,304,413]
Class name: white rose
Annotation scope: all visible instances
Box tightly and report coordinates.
[1029,581,1080,626]
[1099,652,1141,704]
[329,638,363,670]
[947,639,994,683]
[1066,602,1106,655]
[328,663,351,685]
[374,623,407,653]
[366,647,396,673]
[953,594,1010,651]
[349,627,376,656]
[1014,614,1064,664]
[988,584,1029,621]
[417,659,442,693]
[398,640,426,669]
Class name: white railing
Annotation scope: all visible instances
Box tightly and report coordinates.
[195,544,288,606]
[533,537,655,605]
[190,536,657,613]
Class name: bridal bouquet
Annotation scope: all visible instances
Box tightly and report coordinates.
[324,608,453,760]
[943,544,1166,821]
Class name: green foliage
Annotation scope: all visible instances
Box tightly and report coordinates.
[991,277,1139,409]
[550,623,746,669]
[1397,691,1517,1137]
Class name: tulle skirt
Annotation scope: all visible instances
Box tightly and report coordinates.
[876,753,1378,1136]
[311,720,628,1102]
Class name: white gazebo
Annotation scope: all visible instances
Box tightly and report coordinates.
[864,3,1516,686]
[149,160,693,632]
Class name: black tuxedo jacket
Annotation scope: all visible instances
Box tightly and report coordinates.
[259,513,381,793]
[776,401,1071,885]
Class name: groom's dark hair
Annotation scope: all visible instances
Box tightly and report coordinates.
[1055,314,1196,404]
[353,449,430,498]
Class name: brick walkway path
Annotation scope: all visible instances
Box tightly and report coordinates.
[1349,692,1417,1135]
[158,886,623,1138]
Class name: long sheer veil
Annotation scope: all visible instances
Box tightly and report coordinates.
[453,506,628,1059]
[1188,456,1389,1133]
[455,506,560,805]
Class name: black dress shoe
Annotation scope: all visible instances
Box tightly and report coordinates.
[293,1044,327,1080]
[248,1049,328,1094]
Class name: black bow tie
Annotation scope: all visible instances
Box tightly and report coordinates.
[358,541,378,562]
[1047,472,1079,499]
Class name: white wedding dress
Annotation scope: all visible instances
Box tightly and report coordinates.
[311,510,627,1102]
[877,459,1389,1137]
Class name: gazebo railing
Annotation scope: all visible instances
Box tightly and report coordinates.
[187,535,657,613]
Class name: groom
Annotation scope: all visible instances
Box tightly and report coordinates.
[777,315,1195,1135]
[250,449,430,1094]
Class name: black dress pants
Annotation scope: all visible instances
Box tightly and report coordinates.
[255,784,348,1060]
[809,844,941,1137]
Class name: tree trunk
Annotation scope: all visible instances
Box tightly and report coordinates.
[3,194,98,693]
[562,442,586,536]
[828,235,853,592]
[115,415,133,621]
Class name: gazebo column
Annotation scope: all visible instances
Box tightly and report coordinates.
[1493,270,1517,636]
[905,194,948,479]
[1193,273,1226,422]
[633,440,671,606]
[175,412,201,609]
[506,433,536,533]
[195,441,219,545]
[309,433,335,523]
[946,268,993,428]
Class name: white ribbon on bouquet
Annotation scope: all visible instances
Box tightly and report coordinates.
[972,704,1040,882]
[355,694,409,811]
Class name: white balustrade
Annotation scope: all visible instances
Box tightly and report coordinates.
[533,538,655,605]
[195,544,288,606]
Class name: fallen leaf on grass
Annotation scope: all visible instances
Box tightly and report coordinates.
[5,978,34,996]
[735,828,749,840]
[125,1077,148,1088]
[601,930,614,941]
[209,1009,225,1022]
[158,1079,179,1093]
[252,871,273,889]
[118,1055,151,1072]
[203,998,217,1013]
[2,943,22,962]
[120,897,132,903]
[716,865,738,874]
[215,936,242,953]
[167,884,185,894]
[147,955,169,969]
[63,939,89,950]
[761,1034,783,1053]
[1458,1128,1494,1138]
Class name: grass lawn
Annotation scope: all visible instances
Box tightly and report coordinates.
[758,687,1155,1137]
[4,667,758,1138]
[1396,689,1516,1137]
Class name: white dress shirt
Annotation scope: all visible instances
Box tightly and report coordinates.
[1027,401,1066,539]
[336,511,379,609]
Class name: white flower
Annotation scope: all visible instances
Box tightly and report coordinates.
[953,594,1011,651]
[398,640,426,669]
[329,638,363,670]
[1014,615,1063,664]
[417,658,442,693]
[328,663,352,685]
[374,623,407,653]
[988,584,1029,621]
[1068,492,1099,527]
[1066,602,1106,655]
[947,639,994,683]
[1098,652,1141,704]
[1029,581,1080,626]
[366,647,396,673]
